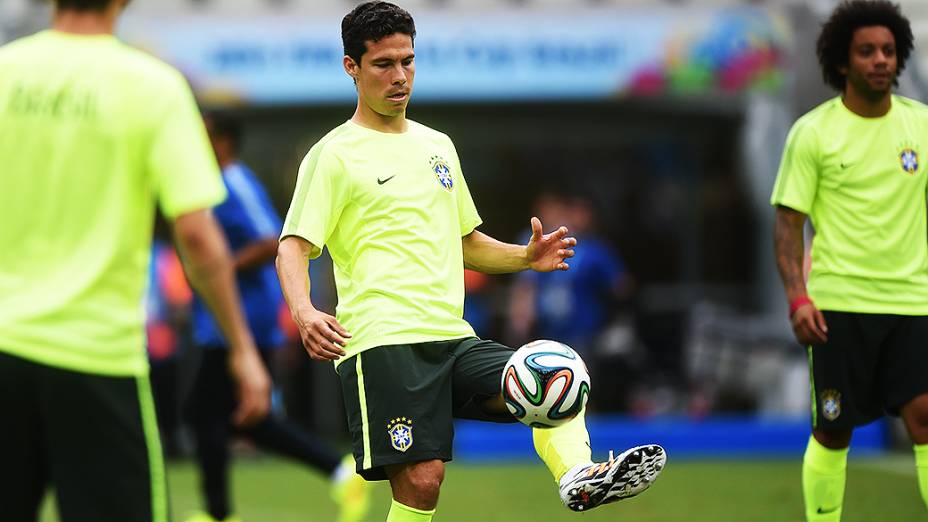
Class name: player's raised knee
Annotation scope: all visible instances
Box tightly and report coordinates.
[406,460,445,493]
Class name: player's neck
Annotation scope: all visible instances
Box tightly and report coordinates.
[841,86,892,118]
[52,7,120,36]
[351,104,408,134]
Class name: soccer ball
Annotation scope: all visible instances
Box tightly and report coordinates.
[501,340,591,428]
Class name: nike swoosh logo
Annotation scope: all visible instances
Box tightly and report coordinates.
[377,175,396,185]
[817,506,839,514]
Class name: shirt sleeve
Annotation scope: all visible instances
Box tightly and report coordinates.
[148,71,226,218]
[280,143,350,259]
[446,137,482,236]
[226,167,282,240]
[770,119,820,214]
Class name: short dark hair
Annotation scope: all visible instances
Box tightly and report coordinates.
[204,112,243,153]
[816,0,914,91]
[55,0,122,12]
[342,1,416,65]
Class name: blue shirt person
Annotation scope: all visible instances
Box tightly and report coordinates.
[516,236,626,354]
[509,195,629,356]
[190,161,285,351]
[184,113,368,522]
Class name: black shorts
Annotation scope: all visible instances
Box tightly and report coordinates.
[808,312,928,429]
[337,337,516,480]
[0,351,167,522]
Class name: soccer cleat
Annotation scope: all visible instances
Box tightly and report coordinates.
[558,444,666,512]
[331,454,371,522]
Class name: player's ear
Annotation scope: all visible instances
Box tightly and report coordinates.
[343,55,360,82]
[838,64,848,76]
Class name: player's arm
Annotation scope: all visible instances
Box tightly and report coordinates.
[172,209,270,426]
[774,205,827,345]
[276,236,351,361]
[462,230,530,274]
[463,217,576,274]
[230,173,284,272]
[233,237,279,271]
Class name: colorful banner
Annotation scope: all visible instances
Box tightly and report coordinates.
[120,6,789,105]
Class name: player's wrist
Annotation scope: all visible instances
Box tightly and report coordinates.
[520,245,531,271]
[293,302,317,321]
[789,295,814,317]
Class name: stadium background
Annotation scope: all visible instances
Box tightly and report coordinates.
[3,0,927,519]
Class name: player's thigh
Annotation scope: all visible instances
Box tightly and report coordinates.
[0,352,48,521]
[337,344,456,481]
[809,311,887,429]
[882,315,928,417]
[451,338,517,421]
[43,368,167,522]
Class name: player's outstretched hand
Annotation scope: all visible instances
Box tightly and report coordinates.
[229,347,271,427]
[294,306,352,361]
[526,216,577,272]
[791,303,828,346]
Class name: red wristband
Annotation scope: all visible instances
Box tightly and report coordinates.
[789,295,814,317]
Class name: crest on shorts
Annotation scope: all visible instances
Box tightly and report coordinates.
[387,417,413,452]
[900,148,919,174]
[431,155,454,192]
[820,389,842,421]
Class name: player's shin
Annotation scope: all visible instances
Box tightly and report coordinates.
[802,436,848,521]
[386,499,435,522]
[533,406,593,482]
[915,444,928,510]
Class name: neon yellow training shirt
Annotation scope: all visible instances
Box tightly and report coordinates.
[0,31,226,376]
[282,120,481,364]
[771,95,928,314]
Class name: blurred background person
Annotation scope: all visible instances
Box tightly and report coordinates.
[183,112,369,522]
[510,194,632,355]
[509,192,634,410]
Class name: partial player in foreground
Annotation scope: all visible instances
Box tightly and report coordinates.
[276,3,665,521]
[771,1,928,520]
[0,0,270,520]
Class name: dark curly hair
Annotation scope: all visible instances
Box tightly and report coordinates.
[816,0,914,91]
[342,2,416,66]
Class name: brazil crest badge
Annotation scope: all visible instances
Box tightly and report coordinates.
[387,417,413,452]
[431,155,454,191]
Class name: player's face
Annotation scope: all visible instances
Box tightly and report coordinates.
[351,33,415,117]
[842,26,897,98]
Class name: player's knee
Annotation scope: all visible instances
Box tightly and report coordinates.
[405,460,444,499]
[902,394,928,443]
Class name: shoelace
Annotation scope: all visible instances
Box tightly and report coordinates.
[584,450,618,479]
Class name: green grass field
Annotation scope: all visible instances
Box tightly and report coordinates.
[40,455,924,521]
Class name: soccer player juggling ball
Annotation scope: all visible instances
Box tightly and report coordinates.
[276,2,665,521]
[771,1,928,520]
